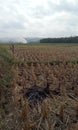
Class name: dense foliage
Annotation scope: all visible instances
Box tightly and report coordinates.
[40,36,78,43]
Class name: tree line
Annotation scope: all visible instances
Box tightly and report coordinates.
[40,36,78,43]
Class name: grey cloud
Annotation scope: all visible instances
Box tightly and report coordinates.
[25,0,78,21]
[48,0,78,14]
[0,0,78,38]
[1,21,25,29]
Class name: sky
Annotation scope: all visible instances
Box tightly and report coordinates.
[0,0,78,38]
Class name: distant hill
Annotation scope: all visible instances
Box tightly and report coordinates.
[1,36,78,44]
[26,37,40,43]
[40,36,78,43]
[0,37,27,43]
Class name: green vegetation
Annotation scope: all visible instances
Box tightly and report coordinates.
[1,42,78,47]
[0,46,13,129]
[40,36,78,43]
[0,47,13,86]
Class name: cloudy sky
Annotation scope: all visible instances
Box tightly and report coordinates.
[0,0,78,38]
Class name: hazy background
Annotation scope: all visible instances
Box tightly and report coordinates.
[0,0,78,42]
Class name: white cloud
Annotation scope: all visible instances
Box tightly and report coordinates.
[0,0,78,38]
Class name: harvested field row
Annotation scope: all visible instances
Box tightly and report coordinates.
[11,62,78,130]
[10,45,78,62]
[1,44,78,130]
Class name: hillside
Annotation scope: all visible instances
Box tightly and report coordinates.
[0,37,27,43]
[26,37,40,43]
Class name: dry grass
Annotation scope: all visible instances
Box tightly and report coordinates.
[13,45,78,62]
[59,103,64,122]
[10,62,78,130]
[7,45,78,130]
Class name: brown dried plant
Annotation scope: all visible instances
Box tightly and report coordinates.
[74,87,78,96]
[47,120,54,130]
[75,122,78,130]
[41,100,49,120]
[10,44,15,58]
[75,103,78,120]
[59,103,64,122]
[22,101,29,121]
[60,85,67,97]
[36,63,42,74]
[22,101,30,130]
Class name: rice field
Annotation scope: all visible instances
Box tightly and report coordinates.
[0,43,78,130]
[12,44,78,62]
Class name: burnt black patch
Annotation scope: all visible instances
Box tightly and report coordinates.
[23,83,61,107]
[24,85,50,105]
